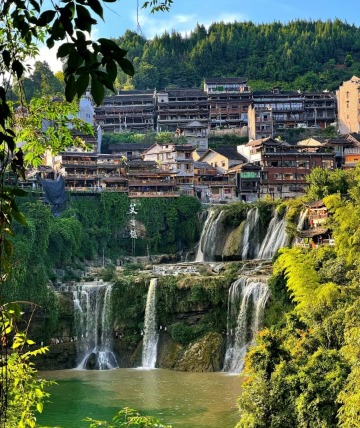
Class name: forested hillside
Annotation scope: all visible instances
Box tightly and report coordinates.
[114,19,360,91]
[15,20,360,99]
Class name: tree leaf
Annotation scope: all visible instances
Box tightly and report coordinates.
[57,43,74,59]
[76,73,90,98]
[65,74,77,101]
[37,10,56,26]
[106,59,118,81]
[88,0,104,20]
[90,74,105,105]
[117,57,135,76]
[11,209,27,225]
[2,50,11,67]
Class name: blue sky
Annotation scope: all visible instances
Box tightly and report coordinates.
[41,0,360,72]
[98,0,360,39]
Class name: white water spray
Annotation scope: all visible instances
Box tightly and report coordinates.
[242,208,260,260]
[142,278,159,368]
[224,276,269,373]
[257,211,287,259]
[69,281,118,370]
[195,210,224,262]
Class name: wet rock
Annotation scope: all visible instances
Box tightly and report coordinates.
[175,333,225,372]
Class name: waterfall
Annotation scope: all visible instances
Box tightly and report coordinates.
[70,281,118,370]
[195,209,223,262]
[257,211,287,259]
[297,209,307,231]
[223,276,269,373]
[142,278,159,369]
[242,208,260,260]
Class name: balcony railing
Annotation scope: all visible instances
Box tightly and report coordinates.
[128,191,179,198]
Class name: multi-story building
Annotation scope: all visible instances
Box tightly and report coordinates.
[337,76,360,134]
[175,120,209,149]
[234,163,261,202]
[108,142,153,160]
[248,89,305,139]
[94,90,156,133]
[262,140,335,199]
[204,77,251,129]
[127,160,178,198]
[198,146,247,173]
[142,143,195,195]
[155,89,209,133]
[59,151,127,191]
[248,89,337,140]
[303,92,337,128]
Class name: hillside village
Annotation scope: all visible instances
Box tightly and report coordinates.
[31,75,360,203]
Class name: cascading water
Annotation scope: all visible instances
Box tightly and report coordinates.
[141,278,159,369]
[256,211,287,259]
[242,208,261,260]
[297,209,307,231]
[223,276,269,373]
[69,281,118,370]
[195,209,224,262]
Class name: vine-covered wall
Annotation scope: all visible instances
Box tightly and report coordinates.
[3,194,202,333]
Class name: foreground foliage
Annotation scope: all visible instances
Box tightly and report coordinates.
[237,166,360,427]
[84,407,172,428]
[0,304,53,427]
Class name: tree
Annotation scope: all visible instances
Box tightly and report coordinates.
[15,96,94,166]
[19,61,64,101]
[305,167,349,201]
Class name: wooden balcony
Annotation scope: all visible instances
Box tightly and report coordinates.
[128,191,179,198]
[128,179,176,187]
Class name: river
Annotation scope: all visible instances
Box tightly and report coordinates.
[38,368,242,428]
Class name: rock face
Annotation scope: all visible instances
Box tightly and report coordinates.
[157,333,184,369]
[34,342,77,370]
[35,269,233,372]
[175,333,225,372]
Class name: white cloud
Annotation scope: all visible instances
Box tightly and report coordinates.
[32,28,100,74]
[134,10,249,38]
[34,44,64,73]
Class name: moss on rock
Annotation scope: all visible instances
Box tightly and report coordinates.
[175,332,225,372]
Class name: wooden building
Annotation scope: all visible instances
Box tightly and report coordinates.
[259,140,335,199]
[204,77,251,129]
[94,90,156,133]
[127,160,178,198]
[155,88,209,133]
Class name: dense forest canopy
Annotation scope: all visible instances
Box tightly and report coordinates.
[16,19,360,99]
[113,19,360,92]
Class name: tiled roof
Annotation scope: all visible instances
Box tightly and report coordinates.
[167,88,207,97]
[194,161,217,170]
[306,200,325,208]
[109,143,153,151]
[204,77,247,84]
[298,228,329,238]
[174,145,195,152]
[297,138,324,147]
[246,137,274,147]
[212,146,247,162]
